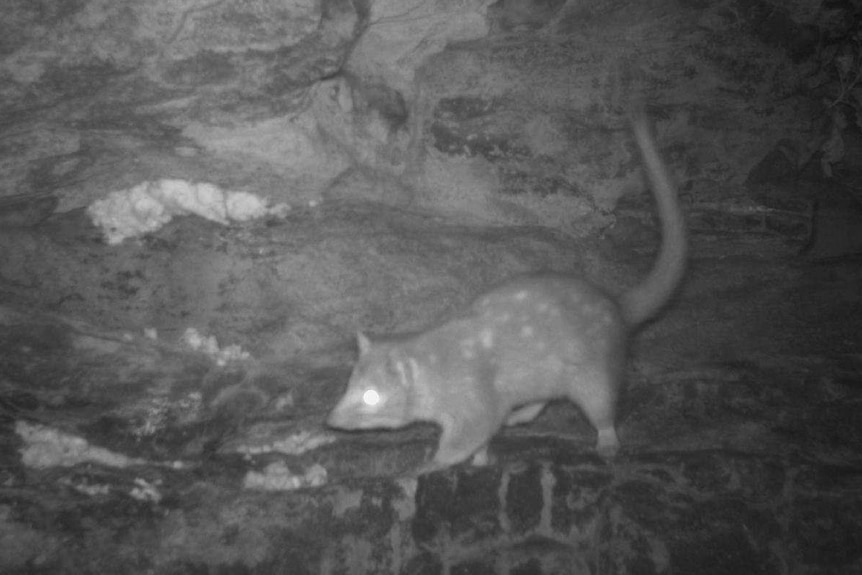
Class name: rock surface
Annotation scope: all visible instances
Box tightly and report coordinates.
[2,193,862,572]
[2,0,862,573]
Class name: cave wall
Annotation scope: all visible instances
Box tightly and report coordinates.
[0,0,851,231]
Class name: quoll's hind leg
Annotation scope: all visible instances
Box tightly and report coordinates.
[569,370,620,459]
[505,403,546,426]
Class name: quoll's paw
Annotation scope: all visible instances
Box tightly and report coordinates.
[596,427,620,459]
[469,446,491,467]
[410,448,495,476]
[410,460,448,477]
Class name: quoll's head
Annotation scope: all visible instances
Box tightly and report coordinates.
[326,332,411,430]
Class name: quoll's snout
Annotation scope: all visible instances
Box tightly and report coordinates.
[326,395,352,429]
[327,383,378,430]
[325,408,341,428]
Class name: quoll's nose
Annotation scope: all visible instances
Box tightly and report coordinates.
[326,400,350,428]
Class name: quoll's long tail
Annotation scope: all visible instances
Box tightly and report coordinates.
[619,116,687,326]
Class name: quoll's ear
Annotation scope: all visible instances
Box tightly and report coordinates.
[356,331,372,356]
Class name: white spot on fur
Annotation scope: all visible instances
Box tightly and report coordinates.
[494,312,511,324]
[520,325,534,338]
[395,359,419,387]
[407,358,420,383]
[460,338,476,359]
[514,291,528,301]
[480,328,494,348]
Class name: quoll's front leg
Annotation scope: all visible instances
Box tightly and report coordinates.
[414,412,498,475]
[596,427,619,459]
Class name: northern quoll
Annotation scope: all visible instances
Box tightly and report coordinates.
[328,116,686,474]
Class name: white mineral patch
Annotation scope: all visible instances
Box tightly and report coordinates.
[130,477,162,503]
[235,430,335,457]
[16,420,142,469]
[87,178,291,245]
[63,479,111,497]
[181,327,251,366]
[243,461,328,491]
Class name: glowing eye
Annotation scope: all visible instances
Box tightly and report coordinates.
[362,389,380,406]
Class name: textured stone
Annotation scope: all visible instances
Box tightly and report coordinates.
[1,1,861,573]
